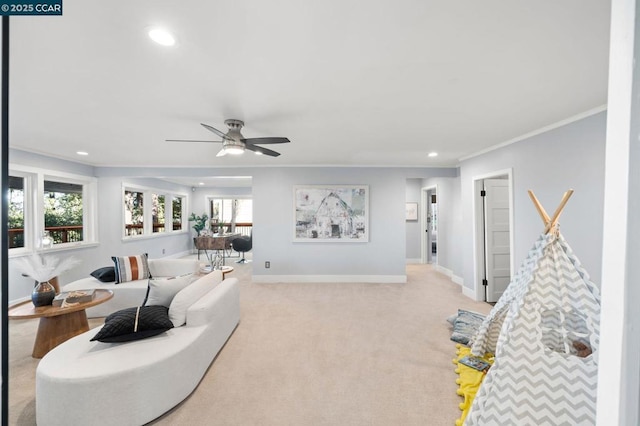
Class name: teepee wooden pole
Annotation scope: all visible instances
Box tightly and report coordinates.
[544,189,574,234]
[528,190,550,225]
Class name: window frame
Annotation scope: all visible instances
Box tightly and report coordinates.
[8,165,98,257]
[170,194,186,232]
[8,170,35,255]
[151,193,166,234]
[122,183,188,240]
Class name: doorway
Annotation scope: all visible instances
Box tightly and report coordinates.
[473,170,514,302]
[421,185,438,265]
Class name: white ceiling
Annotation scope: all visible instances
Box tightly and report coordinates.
[8,0,610,168]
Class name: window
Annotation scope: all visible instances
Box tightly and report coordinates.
[172,196,183,231]
[123,185,187,238]
[8,166,97,253]
[235,199,253,223]
[8,176,25,248]
[211,198,253,223]
[44,180,84,244]
[124,190,144,236]
[152,194,165,233]
[209,197,252,236]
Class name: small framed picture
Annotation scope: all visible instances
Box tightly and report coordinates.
[406,202,418,221]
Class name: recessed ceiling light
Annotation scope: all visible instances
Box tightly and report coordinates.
[198,182,205,186]
[76,151,89,156]
[428,152,438,157]
[148,28,176,46]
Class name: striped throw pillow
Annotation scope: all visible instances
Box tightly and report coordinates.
[112,254,151,284]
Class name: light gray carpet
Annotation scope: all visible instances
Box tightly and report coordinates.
[9,262,491,426]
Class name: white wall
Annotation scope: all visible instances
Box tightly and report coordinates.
[251,167,456,282]
[597,0,640,422]
[100,166,457,282]
[8,155,458,298]
[405,178,422,261]
[95,176,193,260]
[458,111,607,294]
[422,175,463,281]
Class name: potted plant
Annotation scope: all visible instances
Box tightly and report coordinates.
[188,213,209,236]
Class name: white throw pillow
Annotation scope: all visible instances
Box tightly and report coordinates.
[144,274,194,307]
[169,270,222,327]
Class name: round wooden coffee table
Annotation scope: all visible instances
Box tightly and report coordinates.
[8,289,113,358]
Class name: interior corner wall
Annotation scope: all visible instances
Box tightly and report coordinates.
[458,111,607,295]
[405,178,422,261]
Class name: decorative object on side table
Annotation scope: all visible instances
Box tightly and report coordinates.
[15,253,81,307]
[211,252,224,270]
[40,230,54,249]
[31,282,56,307]
[188,213,209,236]
[52,289,96,307]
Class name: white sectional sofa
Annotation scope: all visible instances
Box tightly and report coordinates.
[36,270,240,426]
[63,258,201,318]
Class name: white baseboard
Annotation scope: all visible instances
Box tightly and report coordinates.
[406,258,422,264]
[435,265,452,277]
[462,286,477,300]
[252,275,407,284]
[451,275,464,286]
[434,265,464,287]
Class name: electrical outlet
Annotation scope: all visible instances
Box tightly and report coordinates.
[265,261,270,269]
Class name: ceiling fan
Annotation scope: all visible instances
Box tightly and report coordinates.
[166,119,290,157]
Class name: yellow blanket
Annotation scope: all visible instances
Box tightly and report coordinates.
[452,345,494,426]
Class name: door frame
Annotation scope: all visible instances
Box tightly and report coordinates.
[472,168,514,301]
[421,184,437,265]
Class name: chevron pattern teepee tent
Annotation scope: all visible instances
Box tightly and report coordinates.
[465,190,601,425]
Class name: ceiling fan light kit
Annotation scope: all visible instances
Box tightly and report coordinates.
[167,119,290,158]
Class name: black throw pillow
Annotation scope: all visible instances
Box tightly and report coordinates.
[90,305,173,343]
[90,266,116,283]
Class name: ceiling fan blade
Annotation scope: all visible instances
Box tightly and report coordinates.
[240,137,290,144]
[216,148,227,157]
[165,139,223,143]
[245,143,281,157]
[201,123,229,139]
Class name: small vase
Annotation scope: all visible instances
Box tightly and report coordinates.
[32,281,56,307]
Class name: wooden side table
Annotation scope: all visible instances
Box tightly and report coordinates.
[8,289,114,358]
[197,265,234,279]
[221,266,234,278]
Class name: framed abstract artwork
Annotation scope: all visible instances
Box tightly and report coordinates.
[406,202,418,221]
[293,185,369,242]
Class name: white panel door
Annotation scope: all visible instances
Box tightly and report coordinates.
[484,179,511,302]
